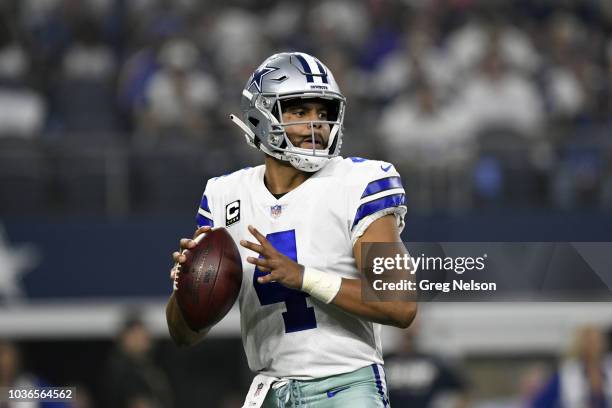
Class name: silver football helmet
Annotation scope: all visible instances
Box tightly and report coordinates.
[230,52,346,172]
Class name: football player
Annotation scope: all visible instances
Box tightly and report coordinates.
[166,52,417,407]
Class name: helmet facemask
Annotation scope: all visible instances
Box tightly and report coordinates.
[266,94,345,168]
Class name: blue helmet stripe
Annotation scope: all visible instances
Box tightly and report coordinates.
[352,193,406,229]
[314,61,329,84]
[361,176,403,199]
[294,54,314,83]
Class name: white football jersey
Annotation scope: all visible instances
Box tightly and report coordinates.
[196,156,407,379]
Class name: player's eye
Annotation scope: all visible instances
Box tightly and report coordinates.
[318,111,328,120]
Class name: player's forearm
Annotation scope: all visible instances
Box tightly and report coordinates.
[331,278,417,328]
[165,293,209,346]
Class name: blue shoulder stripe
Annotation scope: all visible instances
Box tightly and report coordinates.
[352,193,405,229]
[196,213,214,228]
[200,194,211,212]
[361,176,403,199]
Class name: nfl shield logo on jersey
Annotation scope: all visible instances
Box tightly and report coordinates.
[254,382,264,397]
[270,205,282,218]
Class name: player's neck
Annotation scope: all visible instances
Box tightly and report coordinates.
[263,156,312,195]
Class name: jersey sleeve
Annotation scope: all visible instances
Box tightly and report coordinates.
[348,161,407,244]
[195,181,214,228]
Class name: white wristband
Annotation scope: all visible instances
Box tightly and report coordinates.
[301,267,342,304]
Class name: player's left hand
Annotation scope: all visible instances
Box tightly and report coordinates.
[240,225,304,290]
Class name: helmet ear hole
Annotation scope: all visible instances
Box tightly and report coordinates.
[248,117,260,127]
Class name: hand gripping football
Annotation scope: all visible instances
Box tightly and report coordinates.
[176,228,242,331]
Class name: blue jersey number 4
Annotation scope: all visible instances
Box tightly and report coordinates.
[252,230,317,333]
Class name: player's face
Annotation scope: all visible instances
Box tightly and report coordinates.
[281,101,331,150]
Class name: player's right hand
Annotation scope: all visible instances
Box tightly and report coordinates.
[170,226,212,287]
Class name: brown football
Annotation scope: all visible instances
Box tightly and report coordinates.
[176,228,242,331]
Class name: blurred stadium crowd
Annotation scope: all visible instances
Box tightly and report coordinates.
[1,0,612,216]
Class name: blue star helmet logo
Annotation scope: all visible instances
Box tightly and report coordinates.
[248,65,279,92]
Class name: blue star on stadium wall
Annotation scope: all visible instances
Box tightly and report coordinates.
[248,65,279,92]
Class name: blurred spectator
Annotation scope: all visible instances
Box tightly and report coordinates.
[379,80,475,209]
[72,385,94,408]
[447,16,540,76]
[52,16,118,133]
[0,13,45,138]
[385,321,470,408]
[206,7,266,90]
[0,340,71,407]
[477,364,548,408]
[552,141,602,210]
[380,80,476,166]
[373,15,455,101]
[264,2,304,47]
[137,38,217,145]
[541,13,589,121]
[116,12,183,131]
[0,340,29,388]
[461,40,544,136]
[102,314,173,408]
[18,0,71,98]
[307,0,369,53]
[543,65,586,121]
[531,325,612,408]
